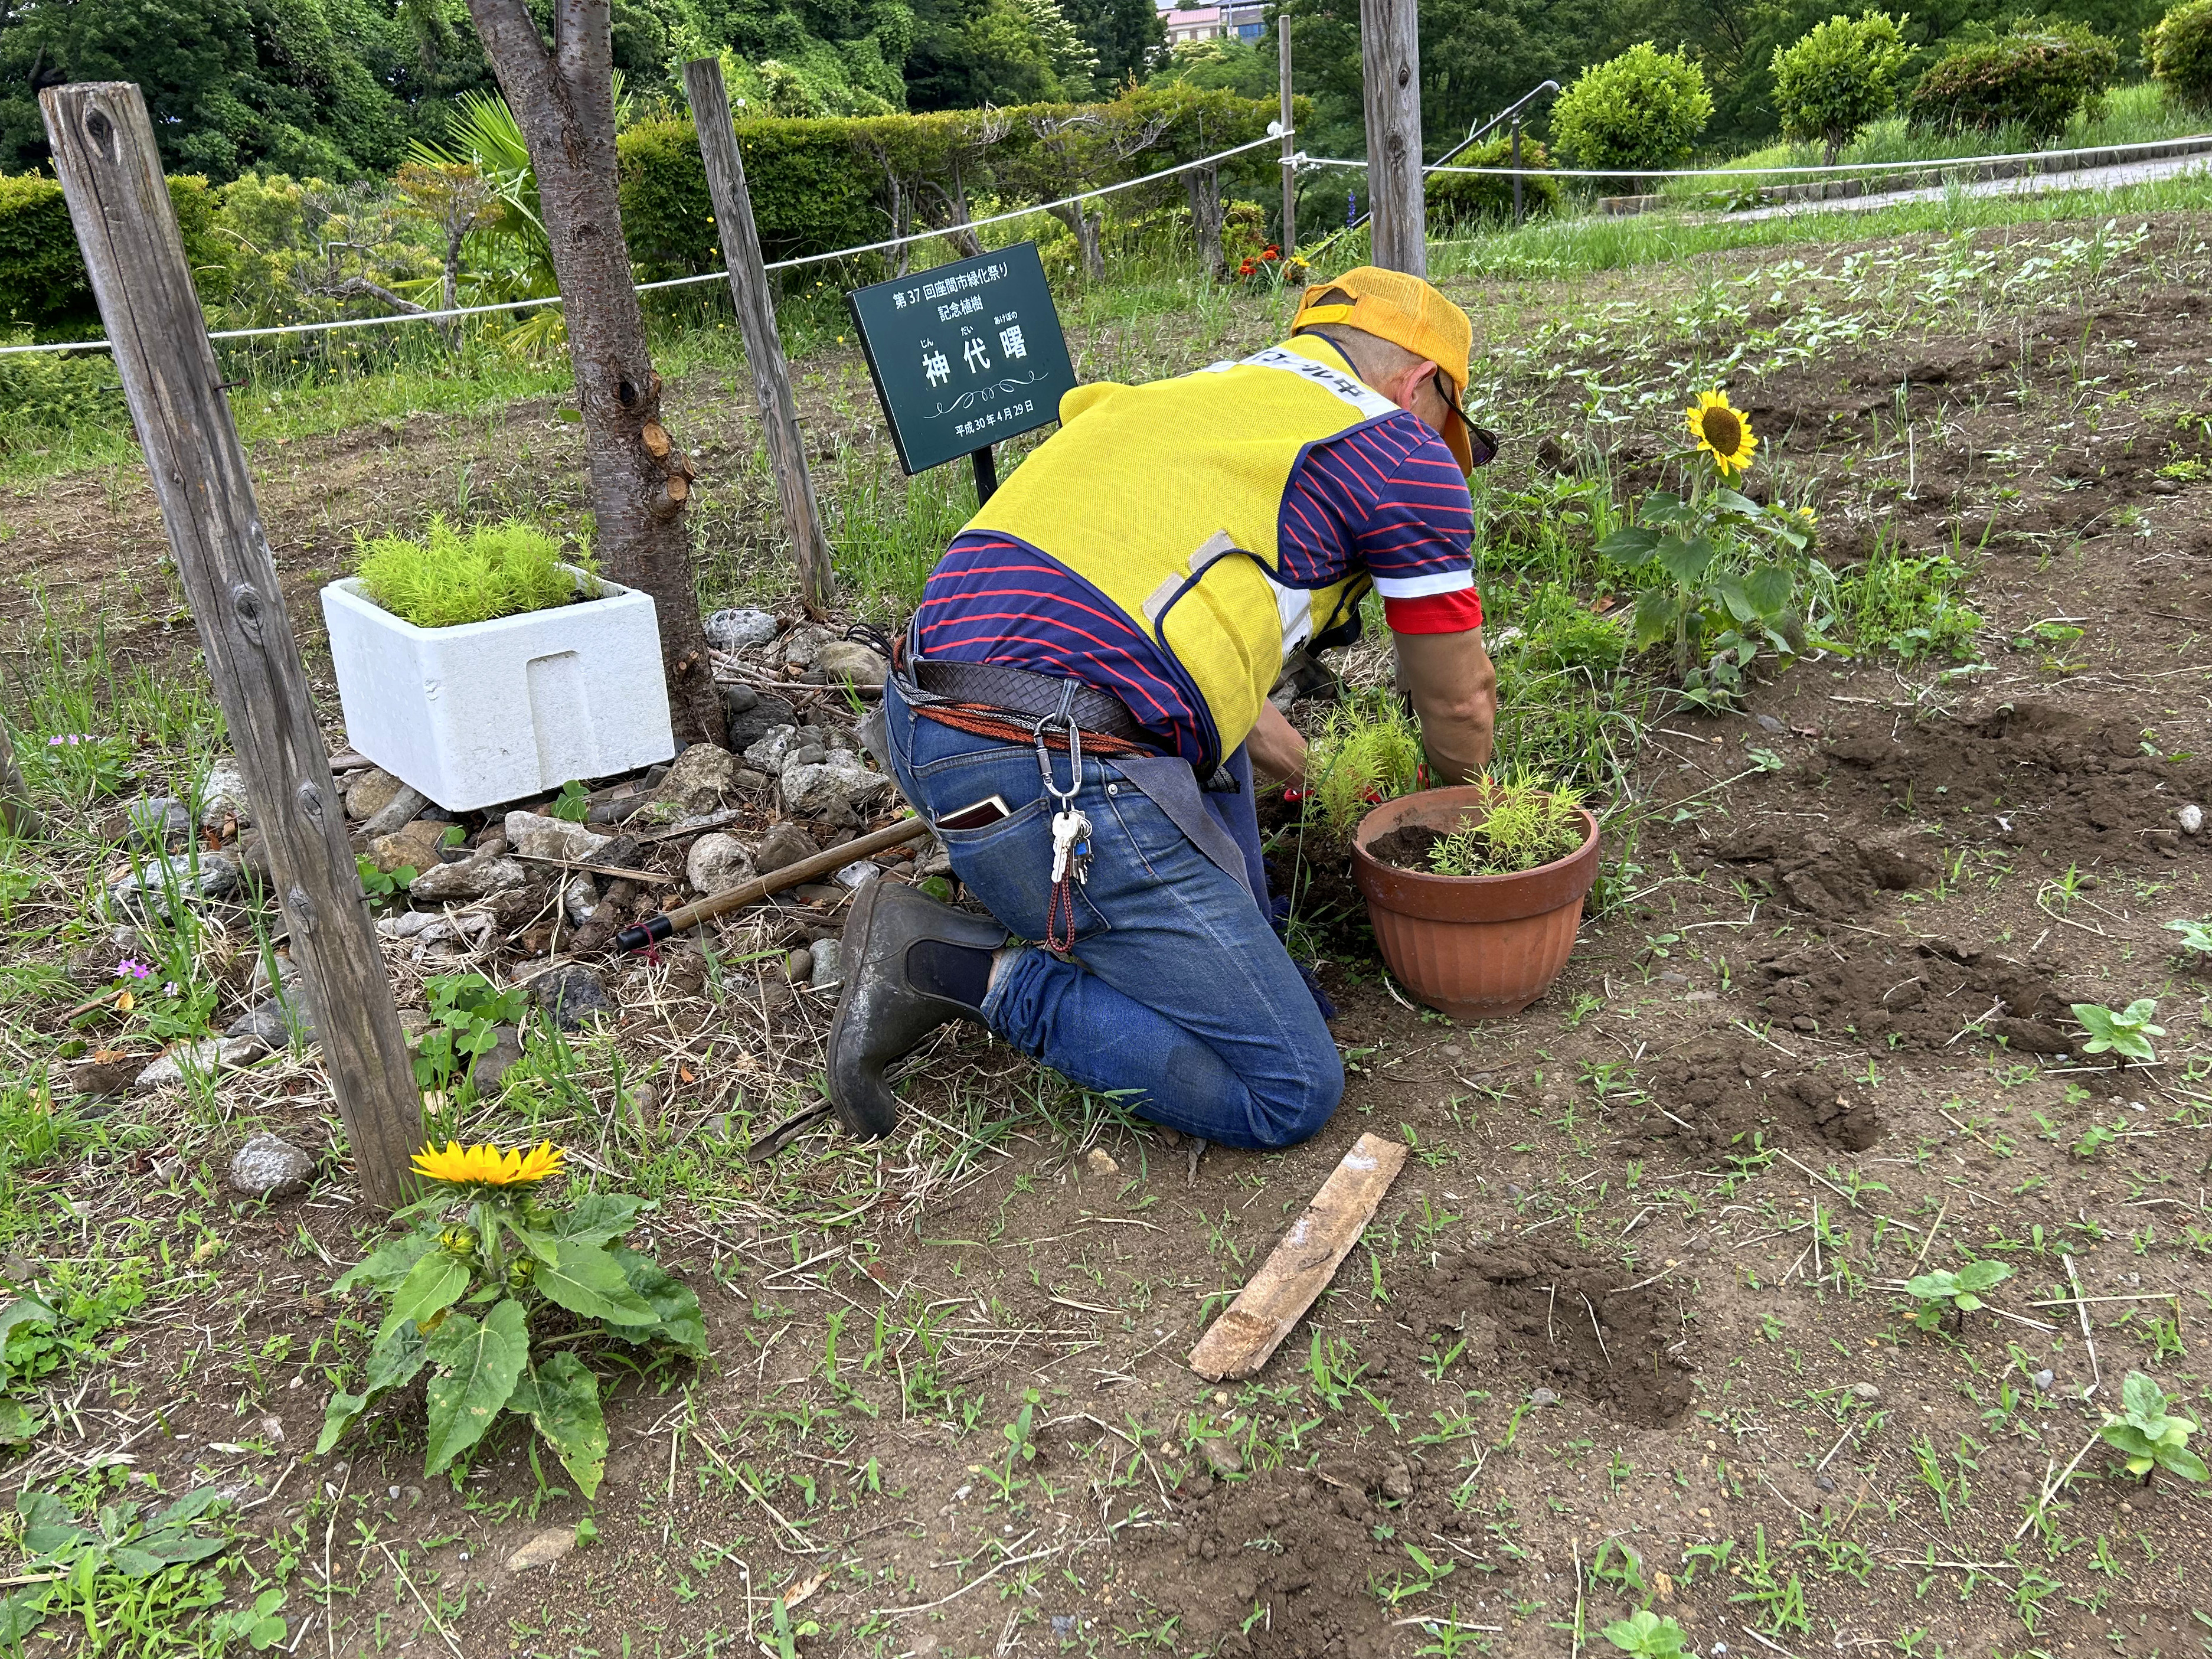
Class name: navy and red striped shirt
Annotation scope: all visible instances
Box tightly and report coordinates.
[916,404,1479,768]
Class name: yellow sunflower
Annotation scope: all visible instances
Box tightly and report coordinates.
[411,1139,566,1188]
[1685,389,1757,476]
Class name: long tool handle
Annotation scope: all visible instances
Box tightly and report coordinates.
[615,816,933,952]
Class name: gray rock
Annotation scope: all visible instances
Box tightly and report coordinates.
[530,965,613,1030]
[199,759,252,828]
[135,1035,266,1090]
[503,810,610,864]
[2180,803,2204,836]
[654,744,740,814]
[726,691,799,751]
[228,1134,315,1200]
[720,682,759,717]
[783,743,830,772]
[748,824,813,877]
[126,797,191,851]
[248,949,300,997]
[1528,1387,1560,1407]
[472,1025,527,1094]
[704,608,780,653]
[408,855,528,902]
[831,858,881,890]
[1851,1381,1881,1402]
[782,752,894,824]
[505,1526,577,1573]
[227,996,316,1049]
[109,853,238,920]
[1198,1437,1242,1477]
[1754,713,1786,734]
[561,874,599,928]
[686,832,755,896]
[742,725,800,773]
[784,947,814,982]
[816,639,888,687]
[358,785,431,841]
[344,767,408,823]
[367,819,450,875]
[807,938,842,989]
[2031,1368,2054,1391]
[780,623,832,671]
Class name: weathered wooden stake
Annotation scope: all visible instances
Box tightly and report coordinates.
[1188,1132,1409,1380]
[1358,0,1426,276]
[0,722,40,839]
[1277,2,1297,260]
[42,81,421,1209]
[682,57,836,620]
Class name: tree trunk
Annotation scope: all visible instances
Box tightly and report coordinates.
[463,0,724,750]
[1047,202,1106,282]
[929,174,986,259]
[1185,165,1227,280]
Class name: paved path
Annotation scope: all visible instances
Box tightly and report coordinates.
[1725,148,2212,222]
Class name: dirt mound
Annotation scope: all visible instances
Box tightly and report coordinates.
[1124,1464,1436,1659]
[1753,936,2073,1052]
[1703,825,1932,920]
[1401,1243,1693,1429]
[1629,1034,1884,1154]
[1812,699,2210,861]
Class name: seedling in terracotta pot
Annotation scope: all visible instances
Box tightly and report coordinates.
[1422,772,1588,877]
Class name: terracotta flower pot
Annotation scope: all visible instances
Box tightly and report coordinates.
[1350,786,1600,1020]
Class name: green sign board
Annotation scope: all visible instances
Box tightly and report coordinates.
[845,242,1077,476]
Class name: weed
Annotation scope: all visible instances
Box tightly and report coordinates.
[1903,1259,2014,1331]
[1302,688,1423,840]
[2070,998,2164,1063]
[2098,1370,2208,1484]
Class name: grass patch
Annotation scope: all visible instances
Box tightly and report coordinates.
[353,514,593,629]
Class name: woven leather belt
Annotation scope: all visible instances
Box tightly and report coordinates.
[911,657,1154,750]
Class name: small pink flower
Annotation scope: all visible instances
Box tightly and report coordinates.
[162,981,181,997]
[116,958,151,979]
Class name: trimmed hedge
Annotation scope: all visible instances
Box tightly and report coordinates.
[2147,0,2212,113]
[2,174,231,339]
[1550,43,1713,173]
[1906,21,2120,141]
[618,116,881,278]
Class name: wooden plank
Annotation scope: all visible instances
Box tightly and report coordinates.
[41,81,422,1209]
[1188,1132,1408,1380]
[681,57,835,620]
[1358,0,1426,277]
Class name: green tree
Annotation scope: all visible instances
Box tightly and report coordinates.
[0,0,411,178]
[1063,0,1165,90]
[2146,0,2212,111]
[1550,41,1712,174]
[1770,9,1912,164]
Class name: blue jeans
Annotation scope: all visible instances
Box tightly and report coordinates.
[881,680,1343,1149]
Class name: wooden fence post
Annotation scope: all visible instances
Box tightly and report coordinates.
[1277,2,1297,260]
[1358,0,1426,276]
[681,57,836,621]
[0,721,40,839]
[41,81,422,1210]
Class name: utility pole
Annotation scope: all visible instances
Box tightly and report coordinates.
[1358,0,1424,276]
[41,81,422,1209]
[1277,1,1296,260]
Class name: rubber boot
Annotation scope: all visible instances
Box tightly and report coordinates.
[827,880,1008,1138]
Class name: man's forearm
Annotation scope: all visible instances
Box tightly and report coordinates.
[1396,628,1497,785]
[1247,698,1309,786]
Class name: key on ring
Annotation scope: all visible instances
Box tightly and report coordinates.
[1049,808,1093,884]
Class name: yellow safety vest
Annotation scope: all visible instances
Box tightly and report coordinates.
[966,334,1399,765]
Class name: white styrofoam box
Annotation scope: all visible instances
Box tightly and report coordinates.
[321,568,676,812]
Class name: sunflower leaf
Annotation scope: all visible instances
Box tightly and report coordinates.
[515,1353,606,1500]
[538,1241,658,1326]
[607,1247,708,1356]
[1655,534,1717,586]
[333,1233,434,1296]
[1597,526,1659,566]
[377,1250,469,1347]
[423,1299,528,1475]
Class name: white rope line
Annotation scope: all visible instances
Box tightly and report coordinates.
[1,129,1289,358]
[1300,129,2212,182]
